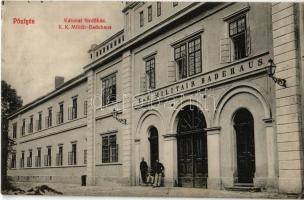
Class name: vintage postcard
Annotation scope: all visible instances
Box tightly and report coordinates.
[1,1,304,198]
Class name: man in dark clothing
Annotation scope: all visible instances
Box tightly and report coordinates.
[153,160,164,187]
[140,157,148,184]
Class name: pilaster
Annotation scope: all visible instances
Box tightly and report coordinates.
[272,3,303,194]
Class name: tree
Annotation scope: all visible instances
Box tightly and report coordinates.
[1,80,22,191]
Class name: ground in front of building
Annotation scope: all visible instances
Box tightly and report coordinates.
[4,182,301,198]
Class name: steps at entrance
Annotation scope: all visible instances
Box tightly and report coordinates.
[225,184,261,192]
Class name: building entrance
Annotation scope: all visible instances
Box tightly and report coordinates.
[148,126,159,170]
[234,108,255,184]
[177,105,207,188]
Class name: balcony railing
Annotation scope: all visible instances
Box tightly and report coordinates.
[35,156,41,167]
[44,155,51,166]
[56,153,63,166]
[27,157,32,167]
[68,151,77,165]
[20,158,24,168]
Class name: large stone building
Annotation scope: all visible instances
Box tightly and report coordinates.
[6,2,304,194]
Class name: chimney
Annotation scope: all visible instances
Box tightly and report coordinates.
[55,76,64,89]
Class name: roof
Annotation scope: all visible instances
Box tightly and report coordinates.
[7,72,87,120]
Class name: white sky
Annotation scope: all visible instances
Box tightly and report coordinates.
[1,1,124,104]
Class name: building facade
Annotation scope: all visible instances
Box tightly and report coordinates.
[7,2,304,194]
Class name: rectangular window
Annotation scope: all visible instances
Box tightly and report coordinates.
[29,116,33,133]
[102,134,118,163]
[84,149,87,164]
[173,2,178,7]
[84,101,88,116]
[68,143,77,165]
[157,2,161,16]
[174,44,187,79]
[38,112,42,131]
[102,74,117,106]
[174,37,202,79]
[148,6,152,22]
[13,123,17,139]
[140,11,144,27]
[44,147,51,166]
[11,152,16,169]
[47,107,52,128]
[35,148,41,167]
[20,151,25,168]
[57,103,64,124]
[72,97,77,119]
[229,16,247,60]
[145,58,156,89]
[21,119,25,136]
[27,150,32,167]
[188,38,202,76]
[56,145,63,166]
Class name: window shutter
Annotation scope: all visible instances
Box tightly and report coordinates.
[220,38,231,63]
[246,26,251,57]
[140,73,147,93]
[168,61,176,83]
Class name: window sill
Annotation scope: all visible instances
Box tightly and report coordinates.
[96,162,122,166]
[20,116,87,138]
[96,100,122,110]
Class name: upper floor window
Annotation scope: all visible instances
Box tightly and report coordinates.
[84,100,88,116]
[140,11,144,27]
[173,2,178,7]
[12,122,17,139]
[148,6,152,22]
[145,58,156,90]
[57,103,64,124]
[157,2,161,17]
[102,134,118,163]
[20,151,25,168]
[21,119,25,136]
[102,73,117,106]
[47,107,52,128]
[174,37,202,80]
[229,16,247,60]
[37,112,42,131]
[69,97,77,120]
[29,116,33,133]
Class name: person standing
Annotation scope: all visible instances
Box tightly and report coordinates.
[140,157,148,184]
[153,160,164,187]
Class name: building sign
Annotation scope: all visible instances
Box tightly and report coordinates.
[135,53,270,107]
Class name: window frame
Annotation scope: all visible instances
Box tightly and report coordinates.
[101,134,118,163]
[227,15,248,61]
[145,57,156,90]
[157,2,161,17]
[140,11,144,27]
[101,73,117,106]
[173,36,202,80]
[148,5,152,22]
[12,122,17,139]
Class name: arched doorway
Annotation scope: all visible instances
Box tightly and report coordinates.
[177,105,207,188]
[234,108,255,184]
[148,126,159,169]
